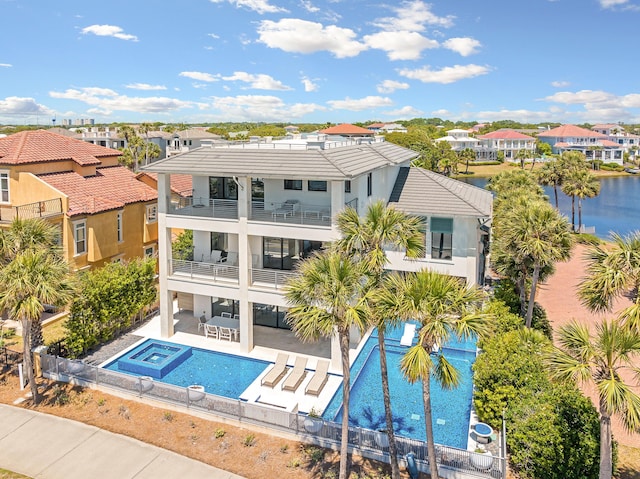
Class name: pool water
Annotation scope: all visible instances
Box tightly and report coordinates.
[322,326,476,449]
[106,339,270,399]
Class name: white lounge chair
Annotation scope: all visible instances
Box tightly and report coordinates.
[261,353,289,387]
[400,323,417,346]
[305,360,330,396]
[220,251,238,266]
[282,356,308,392]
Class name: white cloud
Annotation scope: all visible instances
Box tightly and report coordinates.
[399,64,490,84]
[543,89,618,106]
[125,83,167,91]
[599,0,629,8]
[49,87,194,114]
[541,89,640,121]
[462,108,559,123]
[327,96,394,111]
[222,71,292,90]
[258,18,367,58]
[377,79,410,94]
[300,0,319,13]
[551,80,570,88]
[0,96,52,116]
[179,71,219,82]
[210,0,288,14]
[208,94,325,121]
[363,31,438,60]
[0,63,12,68]
[207,33,220,39]
[372,0,455,32]
[442,37,481,56]
[81,24,138,41]
[384,105,423,118]
[301,76,319,92]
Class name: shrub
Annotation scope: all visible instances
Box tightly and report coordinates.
[574,232,602,246]
[214,428,225,438]
[242,433,256,447]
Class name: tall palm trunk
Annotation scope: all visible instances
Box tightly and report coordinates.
[339,328,351,479]
[421,372,439,479]
[553,185,559,209]
[525,264,541,328]
[571,195,576,232]
[599,399,612,479]
[30,317,44,349]
[378,332,400,479]
[20,316,38,404]
[578,198,583,232]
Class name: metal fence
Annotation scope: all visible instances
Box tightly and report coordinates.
[250,268,295,290]
[41,354,505,479]
[171,259,240,283]
[169,197,238,220]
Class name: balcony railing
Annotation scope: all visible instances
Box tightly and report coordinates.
[250,268,296,290]
[171,259,239,282]
[168,197,238,220]
[249,201,332,227]
[0,198,64,222]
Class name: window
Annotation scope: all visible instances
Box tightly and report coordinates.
[367,172,372,197]
[253,303,290,330]
[344,180,351,193]
[308,180,327,192]
[431,217,453,260]
[0,171,9,203]
[210,232,228,252]
[146,204,158,223]
[209,177,238,200]
[116,211,123,243]
[284,179,302,190]
[74,221,86,256]
[144,245,156,257]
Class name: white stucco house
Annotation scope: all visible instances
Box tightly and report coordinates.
[537,124,625,165]
[142,137,492,369]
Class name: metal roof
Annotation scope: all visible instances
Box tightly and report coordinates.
[389,168,493,218]
[142,141,418,180]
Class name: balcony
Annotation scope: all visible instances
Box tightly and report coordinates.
[249,201,333,227]
[168,197,238,220]
[250,268,295,290]
[0,198,64,223]
[170,259,239,283]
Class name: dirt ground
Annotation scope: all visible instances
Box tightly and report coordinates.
[536,243,640,449]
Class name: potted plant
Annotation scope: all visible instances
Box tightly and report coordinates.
[470,445,494,470]
[187,384,206,402]
[303,407,324,433]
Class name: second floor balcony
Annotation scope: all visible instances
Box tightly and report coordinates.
[0,198,64,223]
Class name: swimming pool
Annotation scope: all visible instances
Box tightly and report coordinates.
[322,326,476,449]
[105,339,269,399]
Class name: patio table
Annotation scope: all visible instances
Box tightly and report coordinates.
[206,316,240,340]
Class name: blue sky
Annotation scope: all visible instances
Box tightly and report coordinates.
[1,0,639,125]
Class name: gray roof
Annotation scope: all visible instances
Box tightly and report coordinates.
[141,141,418,180]
[390,168,492,218]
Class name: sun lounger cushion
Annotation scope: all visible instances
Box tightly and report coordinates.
[261,353,289,387]
[282,356,308,392]
[305,360,330,396]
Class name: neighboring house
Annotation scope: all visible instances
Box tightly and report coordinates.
[168,129,224,157]
[591,124,640,160]
[434,128,479,153]
[366,123,407,134]
[142,137,492,368]
[476,129,537,161]
[284,125,299,135]
[0,130,159,270]
[537,124,625,165]
[144,130,173,162]
[79,127,126,150]
[319,123,375,138]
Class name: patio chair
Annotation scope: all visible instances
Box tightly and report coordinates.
[261,353,289,387]
[400,323,416,346]
[219,326,233,341]
[273,199,299,219]
[197,314,207,332]
[209,250,223,263]
[305,360,330,396]
[221,312,232,318]
[282,356,308,392]
[204,324,218,339]
[220,251,238,266]
[233,314,240,320]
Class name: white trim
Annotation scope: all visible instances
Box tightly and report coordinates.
[0,170,9,204]
[73,220,87,256]
[146,203,158,223]
[116,210,124,243]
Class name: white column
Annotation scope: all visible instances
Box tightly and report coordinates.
[330,328,341,372]
[158,174,174,338]
[237,176,253,352]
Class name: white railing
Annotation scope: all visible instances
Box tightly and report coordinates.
[171,259,239,282]
[250,201,332,227]
[250,268,296,290]
[169,197,238,220]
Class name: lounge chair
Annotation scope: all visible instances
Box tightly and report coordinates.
[261,353,289,387]
[400,323,417,346]
[305,360,329,396]
[282,356,308,392]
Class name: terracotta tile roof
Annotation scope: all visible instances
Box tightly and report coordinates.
[319,123,374,135]
[137,172,193,196]
[0,129,120,166]
[477,129,535,140]
[39,165,157,216]
[538,124,606,139]
[601,139,623,147]
[592,124,619,130]
[367,123,386,129]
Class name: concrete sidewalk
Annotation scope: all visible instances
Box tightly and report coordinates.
[0,404,244,479]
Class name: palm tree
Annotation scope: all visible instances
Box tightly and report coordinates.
[336,201,424,479]
[285,250,369,479]
[562,170,600,232]
[139,122,153,166]
[537,160,562,209]
[376,270,488,479]
[515,149,529,169]
[578,232,640,331]
[0,249,73,404]
[458,148,476,174]
[547,320,640,479]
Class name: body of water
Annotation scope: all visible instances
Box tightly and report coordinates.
[460,175,640,239]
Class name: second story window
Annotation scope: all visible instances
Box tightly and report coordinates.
[284,179,302,190]
[117,211,123,243]
[367,172,372,197]
[0,171,9,203]
[74,221,86,256]
[146,204,158,223]
[308,180,327,192]
[431,217,453,260]
[344,180,351,193]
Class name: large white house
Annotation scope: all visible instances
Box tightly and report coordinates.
[142,137,492,368]
[537,124,625,165]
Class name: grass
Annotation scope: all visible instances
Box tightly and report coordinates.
[618,445,640,479]
[0,469,30,479]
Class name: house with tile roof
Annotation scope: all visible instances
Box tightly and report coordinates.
[142,136,492,370]
[318,123,375,137]
[538,124,625,165]
[0,129,159,270]
[476,129,537,162]
[591,124,640,160]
